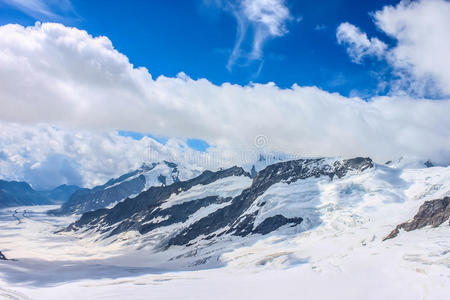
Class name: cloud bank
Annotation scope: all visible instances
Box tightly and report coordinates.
[337,0,450,97]
[0,122,213,189]
[0,15,449,187]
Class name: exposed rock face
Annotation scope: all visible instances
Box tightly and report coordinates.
[0,251,7,260]
[167,157,372,247]
[252,215,303,235]
[67,166,251,234]
[52,173,147,216]
[424,160,434,168]
[384,197,450,240]
[68,157,373,250]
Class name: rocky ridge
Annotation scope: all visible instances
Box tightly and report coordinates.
[384,196,450,240]
[67,157,373,250]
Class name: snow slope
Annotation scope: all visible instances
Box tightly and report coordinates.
[0,161,449,299]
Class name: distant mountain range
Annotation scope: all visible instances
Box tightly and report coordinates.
[50,156,289,216]
[50,161,203,215]
[0,180,80,208]
[0,156,438,215]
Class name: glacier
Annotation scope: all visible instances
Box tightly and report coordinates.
[0,157,449,299]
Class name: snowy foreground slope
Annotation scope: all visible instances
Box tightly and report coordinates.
[0,159,449,299]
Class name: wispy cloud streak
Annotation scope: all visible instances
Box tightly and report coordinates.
[210,0,292,70]
[1,0,76,20]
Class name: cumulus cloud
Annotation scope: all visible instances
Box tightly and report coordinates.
[336,22,387,63]
[0,21,449,188]
[338,0,450,97]
[211,0,291,69]
[0,122,146,189]
[374,0,450,97]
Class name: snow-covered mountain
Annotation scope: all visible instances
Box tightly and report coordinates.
[66,157,378,266]
[1,156,449,299]
[51,161,203,215]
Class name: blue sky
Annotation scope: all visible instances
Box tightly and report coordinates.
[0,0,449,188]
[0,0,398,97]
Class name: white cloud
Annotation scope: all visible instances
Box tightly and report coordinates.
[338,0,450,97]
[0,122,216,190]
[0,22,449,188]
[212,0,291,69]
[374,0,450,97]
[336,22,387,63]
[0,122,150,189]
[243,0,289,35]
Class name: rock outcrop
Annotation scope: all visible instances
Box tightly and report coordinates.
[67,166,251,234]
[167,157,372,247]
[384,197,450,240]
